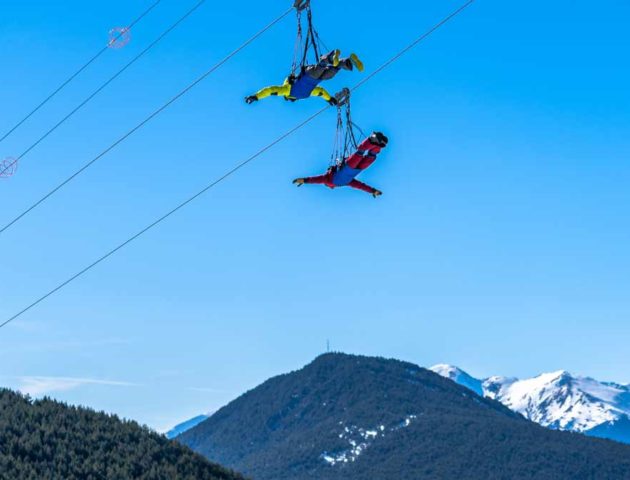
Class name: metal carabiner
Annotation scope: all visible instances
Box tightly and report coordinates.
[293,0,311,12]
[333,88,351,107]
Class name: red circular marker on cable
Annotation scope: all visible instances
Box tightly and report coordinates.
[0,157,18,178]
[108,27,132,49]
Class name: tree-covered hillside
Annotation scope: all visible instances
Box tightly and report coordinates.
[179,353,630,480]
[0,388,246,480]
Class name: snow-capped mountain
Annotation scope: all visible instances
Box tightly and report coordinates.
[430,364,484,397]
[430,365,630,445]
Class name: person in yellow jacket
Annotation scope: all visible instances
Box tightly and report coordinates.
[245,50,363,105]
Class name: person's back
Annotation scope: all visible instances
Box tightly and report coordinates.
[289,72,322,99]
[331,163,362,187]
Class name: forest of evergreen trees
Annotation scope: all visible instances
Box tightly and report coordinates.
[0,388,246,480]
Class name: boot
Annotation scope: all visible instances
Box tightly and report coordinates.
[350,53,364,72]
[332,49,341,67]
[321,49,341,66]
[339,58,354,71]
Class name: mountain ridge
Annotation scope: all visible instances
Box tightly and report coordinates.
[430,364,630,445]
[178,353,630,480]
[167,414,210,439]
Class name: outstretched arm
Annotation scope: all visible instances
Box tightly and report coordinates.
[300,175,329,185]
[348,179,382,197]
[310,86,333,102]
[249,83,291,101]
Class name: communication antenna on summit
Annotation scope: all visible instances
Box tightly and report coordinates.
[326,339,331,353]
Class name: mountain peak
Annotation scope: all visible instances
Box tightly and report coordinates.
[178,355,630,480]
[541,370,573,383]
[432,364,630,441]
[429,364,464,376]
[429,364,483,397]
[311,352,422,372]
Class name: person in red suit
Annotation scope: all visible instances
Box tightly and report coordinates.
[293,132,388,197]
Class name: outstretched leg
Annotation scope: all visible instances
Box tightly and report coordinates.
[348,179,381,197]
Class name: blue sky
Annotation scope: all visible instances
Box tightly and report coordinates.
[1,0,629,431]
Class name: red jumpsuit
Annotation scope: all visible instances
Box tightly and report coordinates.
[302,137,383,195]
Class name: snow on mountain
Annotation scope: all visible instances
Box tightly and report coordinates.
[430,364,484,397]
[321,414,418,466]
[485,370,628,432]
[430,364,630,444]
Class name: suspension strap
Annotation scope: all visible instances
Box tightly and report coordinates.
[306,8,321,62]
[345,101,364,155]
[300,24,312,68]
[330,104,344,165]
[297,4,321,70]
[291,10,303,74]
[330,88,366,164]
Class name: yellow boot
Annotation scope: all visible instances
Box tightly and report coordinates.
[350,53,364,72]
[332,49,341,67]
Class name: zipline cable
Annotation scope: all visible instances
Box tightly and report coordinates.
[0,0,476,330]
[0,7,294,235]
[0,0,207,178]
[353,0,476,92]
[0,0,163,146]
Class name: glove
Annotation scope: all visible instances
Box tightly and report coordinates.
[245,95,258,104]
[372,189,383,198]
[293,178,306,186]
[328,97,339,107]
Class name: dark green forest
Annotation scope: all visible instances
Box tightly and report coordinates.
[0,388,246,480]
[179,353,630,480]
